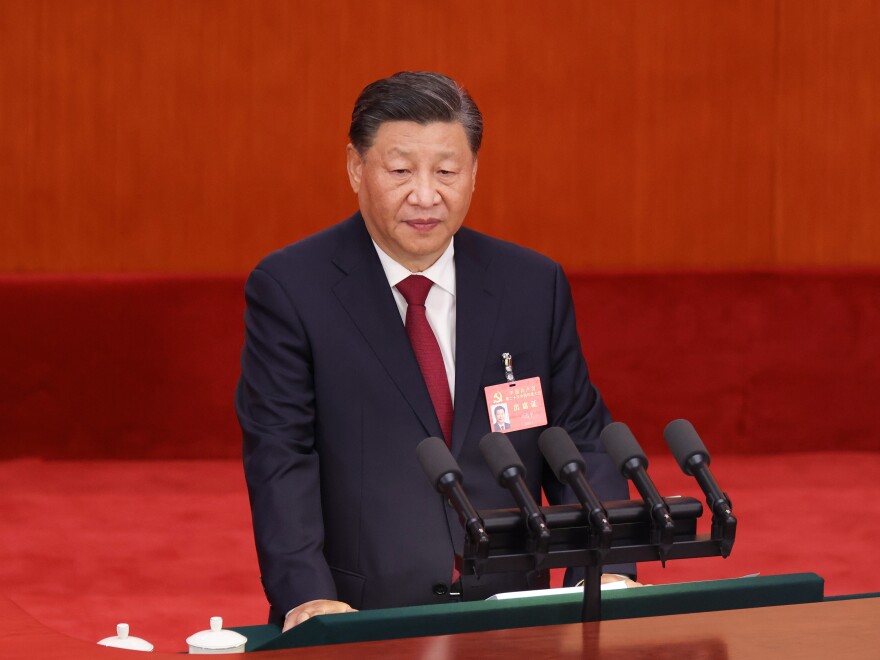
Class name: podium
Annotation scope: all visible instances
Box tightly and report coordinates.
[5,576,880,659]
[236,572,824,652]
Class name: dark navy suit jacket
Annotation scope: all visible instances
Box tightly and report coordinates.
[235,213,629,624]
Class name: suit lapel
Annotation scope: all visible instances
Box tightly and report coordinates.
[331,214,442,440]
[451,229,501,457]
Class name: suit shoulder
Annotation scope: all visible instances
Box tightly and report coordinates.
[455,226,561,274]
[251,214,361,279]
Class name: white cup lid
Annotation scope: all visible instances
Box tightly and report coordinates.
[186,616,247,650]
[97,623,154,652]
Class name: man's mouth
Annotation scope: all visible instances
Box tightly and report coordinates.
[403,219,441,231]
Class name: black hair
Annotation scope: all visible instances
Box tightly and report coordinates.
[349,71,483,156]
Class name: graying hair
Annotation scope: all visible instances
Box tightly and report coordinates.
[349,71,483,156]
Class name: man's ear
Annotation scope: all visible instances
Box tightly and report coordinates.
[346,144,363,193]
[471,157,478,191]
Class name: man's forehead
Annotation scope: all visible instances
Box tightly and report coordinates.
[375,119,465,132]
[376,121,467,142]
[363,120,474,160]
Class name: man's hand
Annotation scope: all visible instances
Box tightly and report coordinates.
[282,600,357,632]
[601,573,646,588]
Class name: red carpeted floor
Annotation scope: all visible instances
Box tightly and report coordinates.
[1,452,878,653]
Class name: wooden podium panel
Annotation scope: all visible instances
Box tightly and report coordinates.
[260,597,879,660]
[242,573,824,651]
[3,591,878,659]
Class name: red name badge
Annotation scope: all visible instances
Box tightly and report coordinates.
[483,376,548,433]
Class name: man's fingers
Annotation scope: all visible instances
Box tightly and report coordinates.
[600,573,645,588]
[282,600,358,632]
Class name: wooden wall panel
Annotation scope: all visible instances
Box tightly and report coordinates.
[775,0,880,265]
[1,0,879,272]
[630,2,777,268]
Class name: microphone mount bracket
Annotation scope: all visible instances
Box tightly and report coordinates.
[456,496,736,623]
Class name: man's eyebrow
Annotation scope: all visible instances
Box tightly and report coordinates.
[385,147,460,159]
[386,147,412,157]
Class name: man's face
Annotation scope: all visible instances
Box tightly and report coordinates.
[495,408,505,424]
[346,121,477,272]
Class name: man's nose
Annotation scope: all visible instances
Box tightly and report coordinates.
[407,173,441,207]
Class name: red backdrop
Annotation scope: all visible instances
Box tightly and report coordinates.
[2,0,879,273]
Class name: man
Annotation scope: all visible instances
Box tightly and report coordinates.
[492,405,510,432]
[235,72,632,632]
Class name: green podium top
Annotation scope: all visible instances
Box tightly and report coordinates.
[234,572,824,652]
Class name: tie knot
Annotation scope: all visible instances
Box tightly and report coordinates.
[396,275,433,306]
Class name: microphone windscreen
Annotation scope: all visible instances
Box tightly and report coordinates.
[416,436,462,490]
[479,432,526,483]
[663,419,710,474]
[599,422,648,473]
[538,427,585,480]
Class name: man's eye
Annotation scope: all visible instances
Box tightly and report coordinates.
[438,170,456,176]
[391,169,410,175]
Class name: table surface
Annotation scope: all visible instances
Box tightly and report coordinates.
[239,572,825,651]
[3,591,878,659]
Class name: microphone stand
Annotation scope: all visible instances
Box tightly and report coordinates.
[582,562,602,623]
[457,496,734,623]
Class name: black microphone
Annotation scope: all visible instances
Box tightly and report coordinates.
[479,432,551,557]
[416,437,490,556]
[664,419,736,549]
[600,422,676,560]
[538,427,613,548]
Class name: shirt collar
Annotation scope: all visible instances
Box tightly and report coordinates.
[372,239,456,297]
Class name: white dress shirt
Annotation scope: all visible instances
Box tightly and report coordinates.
[372,239,456,403]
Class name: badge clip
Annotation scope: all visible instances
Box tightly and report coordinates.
[502,353,515,382]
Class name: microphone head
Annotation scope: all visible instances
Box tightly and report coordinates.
[599,422,648,475]
[479,432,526,484]
[663,419,710,475]
[416,436,462,491]
[538,427,585,481]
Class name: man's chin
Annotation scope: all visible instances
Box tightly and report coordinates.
[399,235,451,255]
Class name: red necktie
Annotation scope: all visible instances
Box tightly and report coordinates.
[396,275,454,447]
